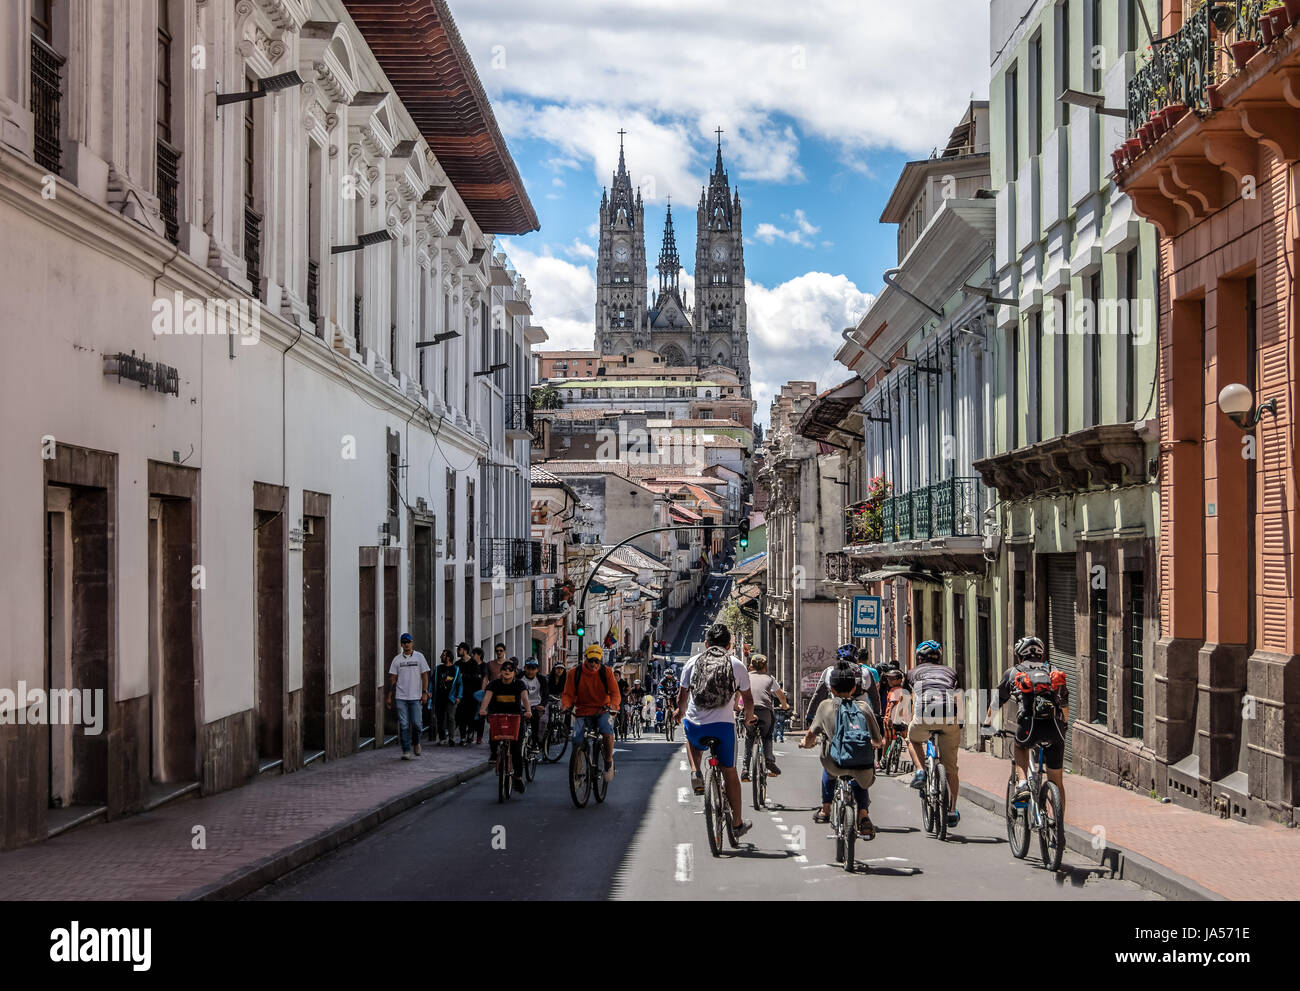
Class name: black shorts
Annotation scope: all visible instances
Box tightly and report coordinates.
[1014,718,1066,770]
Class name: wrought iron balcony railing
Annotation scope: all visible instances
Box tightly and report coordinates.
[31,37,63,176]
[533,584,567,615]
[826,551,854,584]
[506,394,536,439]
[157,140,180,246]
[353,294,363,346]
[846,478,986,545]
[1126,0,1268,139]
[531,539,556,576]
[481,537,552,578]
[244,207,262,292]
[307,259,319,325]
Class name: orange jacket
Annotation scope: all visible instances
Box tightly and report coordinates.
[561,664,621,716]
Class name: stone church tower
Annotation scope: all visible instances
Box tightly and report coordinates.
[594,132,751,397]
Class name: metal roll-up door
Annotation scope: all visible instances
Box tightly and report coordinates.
[1046,554,1078,767]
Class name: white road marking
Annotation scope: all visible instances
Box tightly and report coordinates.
[770,817,784,823]
[674,843,693,882]
[775,823,789,832]
[800,863,830,870]
[677,787,691,804]
[793,854,808,863]
[679,760,689,772]
[861,856,910,863]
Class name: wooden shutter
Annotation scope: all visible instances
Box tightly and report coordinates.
[1046,554,1078,766]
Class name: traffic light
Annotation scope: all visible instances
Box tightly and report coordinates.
[575,610,586,638]
[738,519,749,550]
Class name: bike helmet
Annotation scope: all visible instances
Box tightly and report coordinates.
[915,640,942,662]
[835,643,858,662]
[829,662,859,694]
[1014,636,1046,661]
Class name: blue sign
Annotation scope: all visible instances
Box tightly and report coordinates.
[851,595,882,639]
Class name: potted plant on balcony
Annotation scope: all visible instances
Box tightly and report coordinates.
[1231,35,1259,69]
[849,476,893,545]
[1285,0,1300,27]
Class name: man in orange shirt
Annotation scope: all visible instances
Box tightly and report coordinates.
[562,644,622,783]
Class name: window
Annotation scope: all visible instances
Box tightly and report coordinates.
[156,0,179,245]
[1124,250,1137,421]
[1013,569,1026,642]
[1090,271,1102,425]
[156,0,173,144]
[1059,1,1070,129]
[1032,312,1043,444]
[31,0,64,176]
[243,75,260,292]
[1092,582,1108,724]
[1010,323,1021,449]
[1128,571,1144,738]
[1060,295,1070,433]
[1006,64,1020,171]
[1091,0,1104,92]
[1031,34,1043,156]
[446,469,456,560]
[1126,0,1139,53]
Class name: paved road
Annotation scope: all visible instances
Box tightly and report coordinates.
[667,571,732,659]
[250,730,1160,901]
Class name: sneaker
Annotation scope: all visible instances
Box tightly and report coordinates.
[1012,781,1031,807]
[401,752,413,760]
[946,809,961,828]
[691,772,705,795]
[513,776,525,794]
[732,820,753,838]
[413,743,422,756]
[858,815,877,840]
[740,771,751,782]
[909,769,926,789]
[603,761,615,784]
[766,762,781,777]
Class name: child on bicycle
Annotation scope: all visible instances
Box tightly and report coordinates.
[799,661,883,839]
[880,667,911,764]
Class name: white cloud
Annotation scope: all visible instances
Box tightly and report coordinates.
[551,176,566,187]
[563,238,596,260]
[458,0,988,170]
[496,239,596,351]
[752,208,820,247]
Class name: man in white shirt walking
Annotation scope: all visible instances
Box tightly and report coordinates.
[387,633,430,759]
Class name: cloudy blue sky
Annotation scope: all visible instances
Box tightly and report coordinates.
[451,0,990,422]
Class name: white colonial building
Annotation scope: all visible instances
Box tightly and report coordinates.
[0,0,545,848]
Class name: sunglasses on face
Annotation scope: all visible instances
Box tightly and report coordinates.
[501,665,517,673]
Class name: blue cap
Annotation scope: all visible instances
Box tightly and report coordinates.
[400,633,413,643]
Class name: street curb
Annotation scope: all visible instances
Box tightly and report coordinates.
[185,762,493,901]
[957,781,1226,901]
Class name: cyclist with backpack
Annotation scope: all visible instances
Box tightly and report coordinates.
[904,640,964,829]
[798,660,884,839]
[561,644,622,783]
[677,622,754,838]
[983,636,1071,816]
[803,644,871,724]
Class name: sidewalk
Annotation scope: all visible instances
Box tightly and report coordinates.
[0,742,490,900]
[955,748,1300,900]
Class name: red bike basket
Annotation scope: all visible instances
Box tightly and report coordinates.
[487,714,521,741]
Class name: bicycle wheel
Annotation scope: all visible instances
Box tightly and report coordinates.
[524,737,537,783]
[833,794,846,863]
[666,717,675,742]
[543,717,568,763]
[886,739,901,776]
[1038,781,1065,871]
[920,765,936,834]
[1006,772,1030,859]
[498,751,511,803]
[749,736,763,810]
[568,744,590,808]
[704,769,724,857]
[593,745,609,803]
[934,763,949,841]
[844,798,856,873]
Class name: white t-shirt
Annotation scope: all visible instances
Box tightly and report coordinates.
[681,651,750,725]
[389,651,430,701]
[520,674,544,708]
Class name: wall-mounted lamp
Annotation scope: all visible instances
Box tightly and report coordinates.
[1218,383,1278,430]
[474,362,509,377]
[216,71,305,112]
[415,331,461,348]
[1059,88,1128,119]
[331,229,396,254]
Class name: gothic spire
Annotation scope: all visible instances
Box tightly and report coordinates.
[657,200,680,294]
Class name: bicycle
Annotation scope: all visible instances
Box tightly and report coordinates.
[542,699,570,763]
[521,713,541,783]
[488,714,521,803]
[628,703,643,739]
[879,729,906,777]
[918,729,950,841]
[986,727,1065,872]
[699,733,743,857]
[663,701,678,742]
[829,774,859,873]
[614,705,629,742]
[744,719,767,809]
[568,709,611,808]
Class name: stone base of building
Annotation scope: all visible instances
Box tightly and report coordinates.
[326,685,360,760]
[1072,720,1158,795]
[108,694,150,817]
[283,689,303,773]
[0,719,45,849]
[201,708,257,794]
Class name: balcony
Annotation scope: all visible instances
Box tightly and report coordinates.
[826,551,855,584]
[846,478,986,546]
[157,140,180,246]
[31,37,63,176]
[244,207,262,292]
[532,585,567,615]
[480,537,553,579]
[506,394,536,441]
[307,259,319,326]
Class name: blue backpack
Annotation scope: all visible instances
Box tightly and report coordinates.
[829,699,874,769]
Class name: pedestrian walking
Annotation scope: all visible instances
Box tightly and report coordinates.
[387,634,430,759]
[431,649,461,744]
[471,646,489,744]
[453,642,480,745]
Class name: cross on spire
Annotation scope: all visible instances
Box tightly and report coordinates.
[616,128,628,175]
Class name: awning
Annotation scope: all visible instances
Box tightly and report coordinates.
[796,376,865,442]
[861,567,944,585]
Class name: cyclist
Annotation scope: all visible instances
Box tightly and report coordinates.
[520,658,547,747]
[983,636,1070,817]
[478,657,532,795]
[658,667,681,734]
[741,653,787,782]
[679,622,753,837]
[905,640,963,829]
[546,661,567,699]
[799,660,883,838]
[879,666,912,766]
[856,646,883,717]
[803,644,869,724]
[561,644,621,783]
